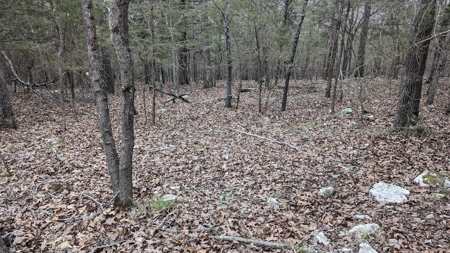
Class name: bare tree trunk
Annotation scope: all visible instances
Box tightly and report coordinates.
[281,0,308,111]
[355,3,371,77]
[224,3,232,108]
[202,0,213,88]
[107,0,135,207]
[425,3,450,105]
[330,1,343,113]
[102,48,115,94]
[325,1,340,98]
[0,65,16,129]
[254,24,263,113]
[394,0,436,129]
[82,0,135,208]
[51,0,66,131]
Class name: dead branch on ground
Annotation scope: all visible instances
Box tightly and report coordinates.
[210,235,295,250]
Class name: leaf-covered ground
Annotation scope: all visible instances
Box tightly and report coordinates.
[1,78,449,252]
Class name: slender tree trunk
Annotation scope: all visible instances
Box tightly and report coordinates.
[254,24,263,113]
[178,0,189,86]
[281,0,308,111]
[355,3,371,77]
[325,1,340,98]
[224,3,232,108]
[102,48,115,94]
[0,65,16,129]
[51,0,66,131]
[425,3,450,105]
[330,1,343,113]
[106,0,135,207]
[202,0,213,88]
[394,0,436,129]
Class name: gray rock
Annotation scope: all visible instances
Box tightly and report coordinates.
[359,243,377,253]
[348,223,380,237]
[310,230,330,245]
[342,108,353,115]
[388,239,398,246]
[369,182,409,203]
[350,122,357,128]
[355,214,371,220]
[337,248,353,253]
[161,194,178,202]
[267,197,280,209]
[445,178,450,188]
[319,187,335,198]
[414,170,430,187]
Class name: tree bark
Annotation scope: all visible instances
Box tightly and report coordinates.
[0,64,16,129]
[325,1,341,98]
[102,48,115,94]
[51,0,66,131]
[393,0,436,129]
[281,0,308,111]
[178,0,189,86]
[81,0,135,208]
[202,0,213,88]
[425,3,450,105]
[224,3,232,108]
[355,3,371,77]
[107,0,135,207]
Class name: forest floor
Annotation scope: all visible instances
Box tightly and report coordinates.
[1,77,450,253]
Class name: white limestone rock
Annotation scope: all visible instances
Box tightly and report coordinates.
[161,194,178,202]
[359,243,377,253]
[414,170,430,186]
[348,223,380,237]
[310,230,330,245]
[342,108,353,115]
[319,187,335,198]
[369,182,409,203]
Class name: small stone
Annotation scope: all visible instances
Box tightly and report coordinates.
[425,213,434,219]
[342,108,353,115]
[337,248,353,253]
[350,122,357,128]
[414,170,430,187]
[47,137,59,143]
[267,197,279,206]
[355,214,371,220]
[169,185,180,190]
[444,178,450,188]
[319,187,335,198]
[369,182,409,203]
[161,194,178,202]
[359,243,377,253]
[348,224,380,237]
[310,230,330,245]
[388,239,398,246]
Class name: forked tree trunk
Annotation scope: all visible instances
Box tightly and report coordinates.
[0,65,16,129]
[394,0,436,129]
[281,0,308,111]
[81,0,134,208]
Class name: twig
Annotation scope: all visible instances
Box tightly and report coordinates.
[89,240,125,253]
[77,188,104,211]
[226,127,306,153]
[210,235,294,250]
[51,147,68,166]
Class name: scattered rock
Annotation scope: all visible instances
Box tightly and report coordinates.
[350,122,357,128]
[161,194,178,202]
[359,243,377,253]
[388,239,398,246]
[363,115,374,121]
[415,170,450,187]
[414,170,430,186]
[267,197,280,209]
[169,185,180,191]
[319,187,335,198]
[342,108,353,115]
[337,248,353,253]
[47,137,59,143]
[369,182,409,203]
[348,223,380,238]
[354,214,371,220]
[310,230,330,245]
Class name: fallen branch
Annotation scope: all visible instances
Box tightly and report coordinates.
[150,86,190,103]
[76,188,104,211]
[51,147,68,166]
[226,127,305,153]
[210,235,294,250]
